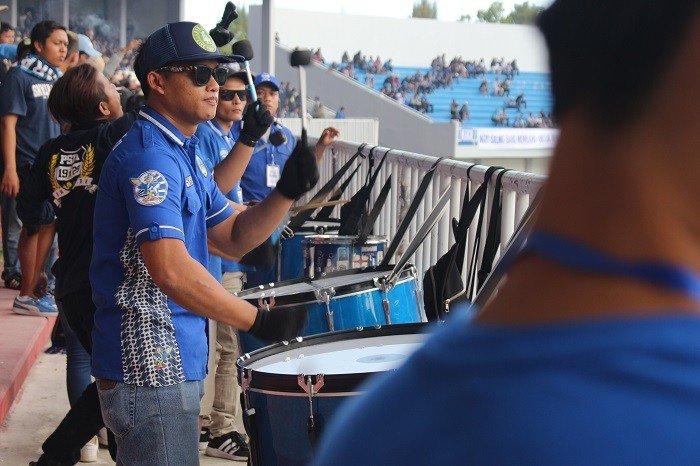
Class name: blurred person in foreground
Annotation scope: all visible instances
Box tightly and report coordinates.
[314,1,700,465]
[89,21,318,464]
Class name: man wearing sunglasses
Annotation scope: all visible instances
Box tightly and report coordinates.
[195,69,261,461]
[239,73,340,288]
[89,22,317,464]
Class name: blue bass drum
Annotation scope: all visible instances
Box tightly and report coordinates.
[279,221,340,281]
[237,323,429,466]
[236,265,424,354]
[302,234,387,278]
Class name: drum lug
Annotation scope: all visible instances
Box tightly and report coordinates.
[241,368,253,409]
[298,374,325,449]
[373,278,392,325]
[314,288,336,332]
[298,374,325,419]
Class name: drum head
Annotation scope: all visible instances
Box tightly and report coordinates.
[302,234,386,246]
[238,323,429,394]
[235,264,416,307]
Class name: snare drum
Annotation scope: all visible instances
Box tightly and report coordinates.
[302,235,387,278]
[236,265,423,353]
[279,221,340,281]
[237,323,428,466]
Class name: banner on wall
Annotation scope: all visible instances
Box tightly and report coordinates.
[458,128,559,150]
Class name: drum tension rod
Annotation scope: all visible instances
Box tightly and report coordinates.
[298,374,325,448]
[313,288,336,332]
[373,277,392,325]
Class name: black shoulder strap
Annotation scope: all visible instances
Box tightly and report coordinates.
[380,157,443,266]
[464,167,502,301]
[315,163,362,220]
[357,176,392,243]
[477,168,511,291]
[288,143,365,231]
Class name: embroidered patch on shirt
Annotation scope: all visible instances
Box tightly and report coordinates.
[131,170,168,206]
[196,156,208,177]
[185,175,193,188]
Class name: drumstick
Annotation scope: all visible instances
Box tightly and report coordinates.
[289,199,348,212]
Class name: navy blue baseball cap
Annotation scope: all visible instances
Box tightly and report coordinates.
[135,22,244,79]
[254,72,281,91]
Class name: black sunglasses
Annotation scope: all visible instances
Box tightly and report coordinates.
[156,64,228,86]
[219,89,248,101]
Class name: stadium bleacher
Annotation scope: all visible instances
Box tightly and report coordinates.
[351,66,553,128]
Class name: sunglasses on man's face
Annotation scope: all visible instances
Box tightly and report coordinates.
[219,89,248,101]
[156,64,228,86]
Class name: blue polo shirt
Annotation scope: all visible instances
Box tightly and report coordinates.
[195,119,249,276]
[236,120,295,202]
[90,106,234,387]
[314,310,700,466]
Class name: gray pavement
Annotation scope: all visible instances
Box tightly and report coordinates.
[0,345,231,465]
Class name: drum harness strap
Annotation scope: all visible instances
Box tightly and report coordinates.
[298,374,326,451]
[287,143,367,232]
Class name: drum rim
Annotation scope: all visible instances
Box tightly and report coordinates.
[235,264,416,306]
[237,322,429,394]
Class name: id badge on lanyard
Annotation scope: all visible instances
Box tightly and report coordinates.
[265,147,280,188]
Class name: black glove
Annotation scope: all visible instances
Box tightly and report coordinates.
[276,129,319,200]
[239,101,274,147]
[209,1,238,47]
[248,305,307,342]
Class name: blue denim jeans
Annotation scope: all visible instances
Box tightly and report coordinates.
[97,379,204,465]
[0,194,21,276]
[57,303,92,406]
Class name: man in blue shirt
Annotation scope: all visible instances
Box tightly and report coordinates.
[196,69,259,461]
[0,20,65,314]
[90,22,318,464]
[238,72,339,286]
[314,1,700,465]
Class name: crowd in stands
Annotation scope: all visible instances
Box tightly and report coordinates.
[325,50,545,124]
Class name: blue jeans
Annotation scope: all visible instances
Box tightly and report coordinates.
[57,302,91,406]
[97,379,204,465]
[0,194,21,276]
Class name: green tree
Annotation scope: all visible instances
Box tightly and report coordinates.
[476,2,505,23]
[458,14,472,23]
[412,0,437,19]
[504,2,544,24]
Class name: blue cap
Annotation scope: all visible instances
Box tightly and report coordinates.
[135,22,244,79]
[254,72,281,91]
[78,34,101,58]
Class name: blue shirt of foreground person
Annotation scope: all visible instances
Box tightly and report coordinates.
[313,1,700,465]
[89,21,317,464]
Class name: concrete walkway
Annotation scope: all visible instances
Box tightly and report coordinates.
[0,343,231,465]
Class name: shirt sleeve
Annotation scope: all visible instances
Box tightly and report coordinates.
[0,70,28,117]
[120,147,187,246]
[205,174,233,229]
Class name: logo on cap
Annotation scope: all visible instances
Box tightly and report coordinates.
[192,24,217,53]
[261,73,271,81]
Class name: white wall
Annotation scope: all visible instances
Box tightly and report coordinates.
[250,6,549,72]
[277,118,379,145]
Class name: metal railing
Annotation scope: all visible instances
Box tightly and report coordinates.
[303,139,547,282]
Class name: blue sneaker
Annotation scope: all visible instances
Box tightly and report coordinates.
[12,296,58,316]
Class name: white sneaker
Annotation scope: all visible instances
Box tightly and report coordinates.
[80,436,98,463]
